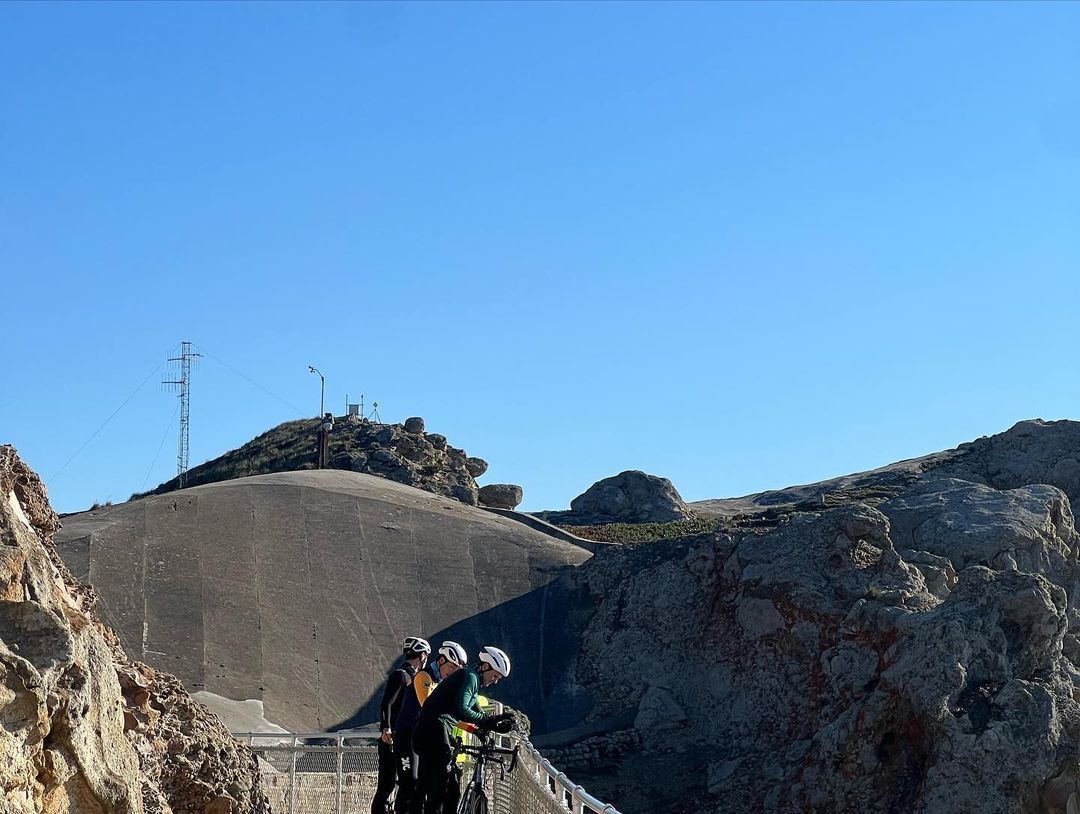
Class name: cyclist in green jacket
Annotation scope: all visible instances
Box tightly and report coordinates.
[411,646,515,814]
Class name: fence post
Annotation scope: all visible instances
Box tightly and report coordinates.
[288,736,298,814]
[336,735,344,814]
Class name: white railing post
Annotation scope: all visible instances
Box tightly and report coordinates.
[288,735,298,814]
[335,734,343,814]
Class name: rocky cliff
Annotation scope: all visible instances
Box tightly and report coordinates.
[0,445,269,814]
[543,420,1080,813]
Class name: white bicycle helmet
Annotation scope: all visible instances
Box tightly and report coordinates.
[439,641,467,666]
[478,645,511,677]
[403,636,431,656]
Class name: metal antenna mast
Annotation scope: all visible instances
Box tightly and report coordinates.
[162,341,201,488]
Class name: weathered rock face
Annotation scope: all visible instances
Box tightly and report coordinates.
[555,499,1080,813]
[542,421,1080,814]
[940,419,1080,507]
[478,483,524,510]
[0,445,269,814]
[569,470,692,523]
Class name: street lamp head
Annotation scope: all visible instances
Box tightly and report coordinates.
[308,366,317,374]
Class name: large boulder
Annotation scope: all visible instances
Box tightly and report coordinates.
[570,470,691,523]
[479,483,524,510]
[403,416,426,434]
[0,445,270,814]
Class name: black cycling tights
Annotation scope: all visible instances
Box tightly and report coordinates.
[372,740,397,814]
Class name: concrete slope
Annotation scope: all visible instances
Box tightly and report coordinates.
[56,470,591,732]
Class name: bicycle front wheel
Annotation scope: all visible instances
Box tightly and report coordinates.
[457,787,488,814]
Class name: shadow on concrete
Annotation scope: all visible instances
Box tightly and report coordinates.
[332,572,595,736]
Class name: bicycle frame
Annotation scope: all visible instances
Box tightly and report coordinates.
[453,728,520,808]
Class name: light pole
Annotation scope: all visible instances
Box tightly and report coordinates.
[308,366,325,417]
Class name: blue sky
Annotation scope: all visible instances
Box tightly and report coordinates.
[2,1,1079,514]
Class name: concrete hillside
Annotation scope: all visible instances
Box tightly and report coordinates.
[56,470,591,733]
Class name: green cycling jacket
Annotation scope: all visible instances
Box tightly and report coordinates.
[415,666,488,731]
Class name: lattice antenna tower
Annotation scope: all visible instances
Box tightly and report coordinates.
[162,341,201,488]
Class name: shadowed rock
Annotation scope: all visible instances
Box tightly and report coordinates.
[478,483,524,510]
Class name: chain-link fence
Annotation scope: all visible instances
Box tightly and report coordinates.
[236,725,622,814]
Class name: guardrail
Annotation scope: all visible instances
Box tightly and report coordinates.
[234,718,622,814]
[516,738,623,814]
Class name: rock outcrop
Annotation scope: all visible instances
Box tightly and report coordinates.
[478,483,524,510]
[542,420,1080,813]
[0,445,269,814]
[568,470,692,523]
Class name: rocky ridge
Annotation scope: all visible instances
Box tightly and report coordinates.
[136,415,493,506]
[0,445,268,814]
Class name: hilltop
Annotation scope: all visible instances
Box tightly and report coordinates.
[134,414,494,506]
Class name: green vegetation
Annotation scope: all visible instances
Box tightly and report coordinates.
[559,517,726,544]
[131,418,329,499]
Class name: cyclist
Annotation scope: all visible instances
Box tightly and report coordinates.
[372,636,431,814]
[393,641,467,812]
[411,646,515,814]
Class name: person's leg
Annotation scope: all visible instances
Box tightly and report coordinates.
[441,763,462,814]
[393,731,415,813]
[417,728,452,814]
[408,741,425,814]
[371,739,397,814]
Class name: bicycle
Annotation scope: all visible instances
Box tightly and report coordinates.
[452,723,520,814]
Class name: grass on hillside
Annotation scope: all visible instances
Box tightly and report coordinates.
[559,517,727,544]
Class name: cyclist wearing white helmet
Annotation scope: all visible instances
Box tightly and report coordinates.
[392,641,467,813]
[411,645,515,814]
[371,636,431,814]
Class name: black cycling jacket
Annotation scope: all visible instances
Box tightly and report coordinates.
[378,663,417,731]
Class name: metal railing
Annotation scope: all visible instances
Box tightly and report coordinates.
[235,719,622,814]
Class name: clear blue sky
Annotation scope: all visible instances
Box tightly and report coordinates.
[3,1,1079,514]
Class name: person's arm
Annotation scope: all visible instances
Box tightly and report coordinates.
[379,669,408,741]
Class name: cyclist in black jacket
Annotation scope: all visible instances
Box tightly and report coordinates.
[411,645,515,814]
[372,636,431,814]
